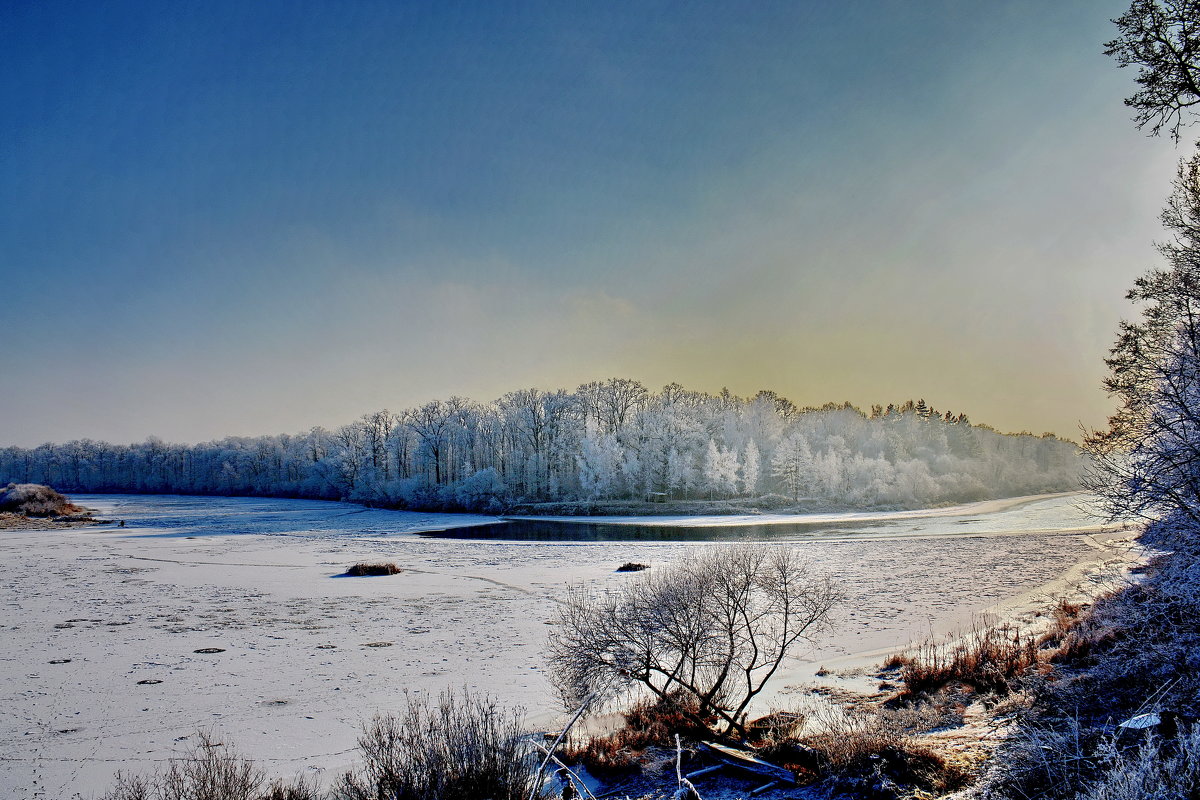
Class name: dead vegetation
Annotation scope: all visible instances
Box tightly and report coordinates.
[562,694,713,776]
[1077,727,1200,800]
[100,732,319,800]
[797,702,972,798]
[976,542,1200,799]
[887,623,1041,699]
[560,691,974,799]
[0,511,101,530]
[336,690,541,800]
[880,599,1101,704]
[104,693,543,800]
[0,483,84,517]
[343,562,402,577]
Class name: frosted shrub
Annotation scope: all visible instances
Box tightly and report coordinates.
[452,468,507,512]
[335,690,540,800]
[1079,729,1200,800]
[101,732,318,800]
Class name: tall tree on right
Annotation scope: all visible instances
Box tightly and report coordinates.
[1087,155,1200,529]
[1090,0,1200,536]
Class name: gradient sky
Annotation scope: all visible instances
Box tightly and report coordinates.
[0,1,1187,447]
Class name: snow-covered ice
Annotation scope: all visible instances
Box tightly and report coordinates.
[0,493,1134,798]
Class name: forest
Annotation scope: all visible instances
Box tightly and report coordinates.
[0,380,1083,512]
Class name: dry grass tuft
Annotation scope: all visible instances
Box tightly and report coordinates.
[890,600,1123,707]
[895,623,1040,699]
[100,732,319,800]
[563,694,710,776]
[102,694,537,800]
[746,710,806,744]
[799,702,972,797]
[344,562,401,576]
[0,483,84,517]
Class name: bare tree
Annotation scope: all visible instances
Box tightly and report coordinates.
[403,399,459,485]
[547,544,841,740]
[498,388,578,498]
[333,421,367,493]
[361,409,396,481]
[575,378,649,434]
[1106,0,1200,140]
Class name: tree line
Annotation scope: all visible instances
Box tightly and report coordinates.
[0,381,1083,512]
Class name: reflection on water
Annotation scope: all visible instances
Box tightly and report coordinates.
[417,519,816,541]
[418,495,1106,543]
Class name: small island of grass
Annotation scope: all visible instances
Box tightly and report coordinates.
[0,483,101,530]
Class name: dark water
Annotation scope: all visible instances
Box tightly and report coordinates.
[419,516,929,542]
[417,495,1099,542]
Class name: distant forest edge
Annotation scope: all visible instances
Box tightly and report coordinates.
[0,379,1084,514]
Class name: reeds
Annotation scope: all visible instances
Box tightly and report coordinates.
[344,562,401,576]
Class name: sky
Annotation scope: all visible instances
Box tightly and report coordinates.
[0,0,1188,447]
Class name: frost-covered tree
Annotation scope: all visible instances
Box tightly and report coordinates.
[665,447,693,499]
[1088,151,1200,531]
[703,440,739,498]
[576,378,649,434]
[0,383,1083,510]
[771,434,814,501]
[1085,3,1200,540]
[741,440,761,496]
[577,430,623,499]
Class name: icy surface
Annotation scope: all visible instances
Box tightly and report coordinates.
[0,493,1132,798]
[492,492,1116,540]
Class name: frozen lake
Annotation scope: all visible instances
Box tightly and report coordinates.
[428,492,1110,541]
[0,492,1134,798]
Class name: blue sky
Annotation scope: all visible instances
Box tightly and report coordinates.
[0,1,1185,446]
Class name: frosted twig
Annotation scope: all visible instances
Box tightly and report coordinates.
[530,692,597,800]
[531,741,598,800]
[673,733,702,800]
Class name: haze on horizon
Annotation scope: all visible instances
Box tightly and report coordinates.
[0,1,1186,448]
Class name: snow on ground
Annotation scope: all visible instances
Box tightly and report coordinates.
[0,493,1135,799]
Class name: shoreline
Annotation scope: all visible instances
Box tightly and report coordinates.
[795,524,1143,683]
[0,487,1087,525]
[0,511,105,531]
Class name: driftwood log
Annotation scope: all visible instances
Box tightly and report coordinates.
[697,741,796,785]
